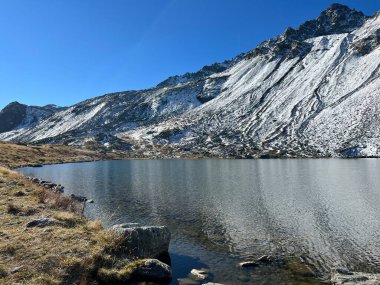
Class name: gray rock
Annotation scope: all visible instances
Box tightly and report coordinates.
[26,218,60,228]
[203,283,224,285]
[190,269,208,280]
[42,182,56,189]
[70,194,87,202]
[132,259,172,282]
[239,255,274,268]
[239,261,259,268]
[53,185,64,193]
[112,223,170,258]
[331,269,380,284]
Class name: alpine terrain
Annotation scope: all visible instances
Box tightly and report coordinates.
[1,3,380,158]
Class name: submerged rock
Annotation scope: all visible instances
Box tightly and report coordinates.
[111,223,170,258]
[239,255,275,268]
[239,261,259,268]
[178,277,200,285]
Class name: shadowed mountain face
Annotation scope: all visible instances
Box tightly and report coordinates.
[1,4,380,158]
[0,102,27,133]
[0,102,65,133]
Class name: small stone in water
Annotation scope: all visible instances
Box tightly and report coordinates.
[190,269,208,280]
[239,261,259,268]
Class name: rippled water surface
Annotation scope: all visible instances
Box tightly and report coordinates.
[20,159,380,284]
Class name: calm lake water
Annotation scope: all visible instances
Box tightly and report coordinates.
[19,159,380,284]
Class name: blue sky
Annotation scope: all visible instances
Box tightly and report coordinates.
[0,0,379,109]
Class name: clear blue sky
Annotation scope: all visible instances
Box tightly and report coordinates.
[0,0,379,109]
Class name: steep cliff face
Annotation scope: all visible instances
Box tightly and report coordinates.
[1,4,380,158]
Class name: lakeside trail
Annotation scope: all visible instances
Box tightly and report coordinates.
[0,142,169,285]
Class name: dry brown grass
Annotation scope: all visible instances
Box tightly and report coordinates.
[0,141,122,169]
[0,142,141,284]
[6,203,22,215]
[0,160,130,284]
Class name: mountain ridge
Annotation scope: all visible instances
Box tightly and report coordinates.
[1,3,380,158]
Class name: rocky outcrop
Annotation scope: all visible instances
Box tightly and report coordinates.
[131,259,172,282]
[27,176,64,193]
[111,223,170,258]
[331,269,380,284]
[352,28,380,55]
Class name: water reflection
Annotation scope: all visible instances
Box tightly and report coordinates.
[20,159,380,283]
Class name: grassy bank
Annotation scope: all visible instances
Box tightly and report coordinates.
[0,142,124,169]
[0,142,136,284]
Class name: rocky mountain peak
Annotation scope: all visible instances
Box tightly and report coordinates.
[4,101,25,109]
[247,3,366,59]
[0,102,27,133]
[0,102,65,134]
[282,3,366,42]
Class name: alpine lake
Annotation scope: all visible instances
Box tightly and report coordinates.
[19,159,380,284]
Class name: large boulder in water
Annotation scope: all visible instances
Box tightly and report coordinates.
[111,223,171,258]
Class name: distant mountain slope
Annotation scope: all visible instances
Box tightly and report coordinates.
[0,102,65,134]
[1,4,380,158]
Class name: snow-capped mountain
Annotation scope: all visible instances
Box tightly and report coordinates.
[1,3,380,158]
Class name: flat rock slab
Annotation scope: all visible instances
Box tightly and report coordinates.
[332,271,380,284]
[26,218,60,228]
[112,223,170,258]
